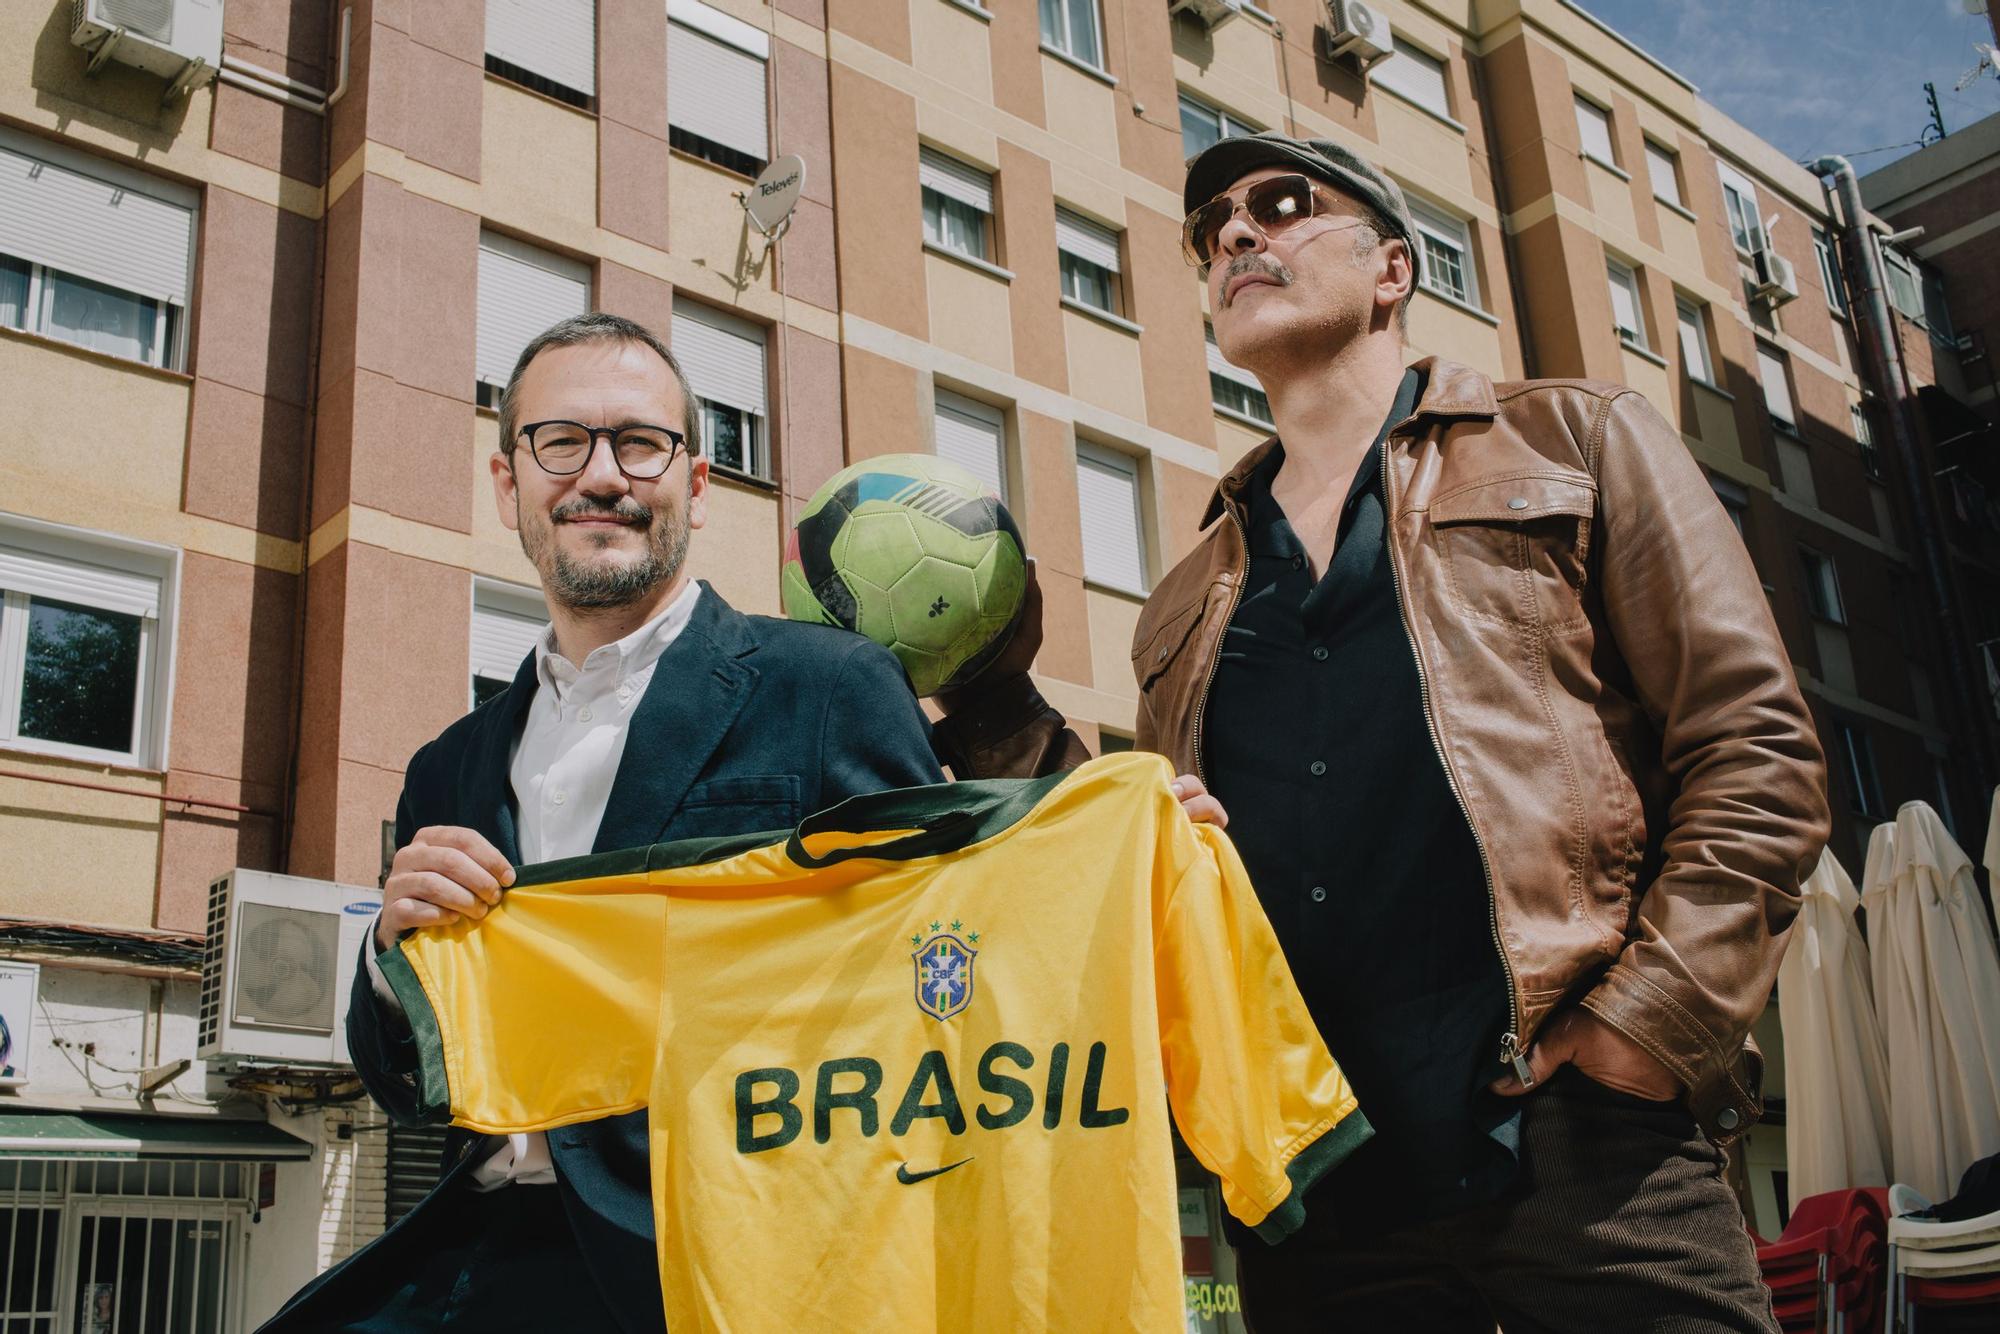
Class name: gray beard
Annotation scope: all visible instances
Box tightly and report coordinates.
[524,494,692,612]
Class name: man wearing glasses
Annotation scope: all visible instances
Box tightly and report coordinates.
[265,314,943,1332]
[938,133,1827,1330]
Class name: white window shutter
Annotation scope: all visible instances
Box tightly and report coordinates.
[1205,326,1261,392]
[1756,345,1795,425]
[0,132,194,306]
[918,148,993,215]
[1076,444,1146,596]
[0,544,160,619]
[1575,97,1615,164]
[1645,142,1681,206]
[471,582,549,684]
[486,0,598,96]
[668,21,769,161]
[672,297,768,418]
[1374,38,1449,117]
[1055,209,1120,272]
[933,391,1006,498]
[476,233,592,390]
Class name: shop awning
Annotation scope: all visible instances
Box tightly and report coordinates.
[0,1110,312,1162]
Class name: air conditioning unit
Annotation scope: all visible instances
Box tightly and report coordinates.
[198,869,381,1070]
[1752,246,1800,307]
[1170,0,1245,28]
[71,0,222,91]
[1322,0,1391,67]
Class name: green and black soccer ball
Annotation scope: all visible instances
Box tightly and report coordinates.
[782,453,1027,697]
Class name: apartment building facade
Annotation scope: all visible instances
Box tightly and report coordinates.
[0,0,1987,1325]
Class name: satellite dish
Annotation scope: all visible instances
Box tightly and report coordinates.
[746,154,807,238]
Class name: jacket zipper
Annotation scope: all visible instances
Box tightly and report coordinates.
[1376,434,1533,1087]
[1188,505,1247,791]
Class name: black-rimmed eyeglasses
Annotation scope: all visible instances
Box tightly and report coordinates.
[516,420,686,479]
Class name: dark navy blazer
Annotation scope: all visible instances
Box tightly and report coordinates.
[272,584,942,1333]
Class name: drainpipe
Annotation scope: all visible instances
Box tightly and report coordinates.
[1810,154,1994,798]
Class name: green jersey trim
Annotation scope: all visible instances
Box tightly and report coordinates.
[1250,1108,1376,1245]
[378,943,452,1123]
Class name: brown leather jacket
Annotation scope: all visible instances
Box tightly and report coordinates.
[935,356,1829,1143]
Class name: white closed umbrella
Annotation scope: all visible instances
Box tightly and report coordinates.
[1861,801,2000,1201]
[1778,848,1892,1198]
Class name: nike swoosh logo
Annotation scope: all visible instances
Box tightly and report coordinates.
[896,1157,973,1185]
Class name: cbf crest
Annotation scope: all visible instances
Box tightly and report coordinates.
[909,919,980,1021]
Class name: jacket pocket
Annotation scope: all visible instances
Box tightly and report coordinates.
[1131,588,1213,691]
[673,775,802,838]
[1430,471,1596,628]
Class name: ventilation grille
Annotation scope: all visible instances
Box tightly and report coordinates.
[231,903,338,1033]
[95,0,175,42]
[196,873,229,1050]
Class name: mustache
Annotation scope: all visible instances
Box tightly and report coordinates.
[1221,253,1294,306]
[552,496,652,525]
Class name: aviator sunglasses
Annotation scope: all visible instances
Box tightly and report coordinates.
[1180,173,1363,268]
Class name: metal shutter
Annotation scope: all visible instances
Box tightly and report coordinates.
[470,582,548,685]
[0,132,194,306]
[918,148,993,215]
[385,1123,452,1226]
[1204,326,1261,392]
[475,232,591,390]
[0,544,159,619]
[1373,38,1449,117]
[1076,443,1147,596]
[933,390,1006,499]
[1055,209,1119,272]
[671,297,768,417]
[667,7,769,162]
[486,0,597,96]
[1756,345,1795,427]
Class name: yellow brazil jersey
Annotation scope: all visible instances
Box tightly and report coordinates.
[376,753,1370,1333]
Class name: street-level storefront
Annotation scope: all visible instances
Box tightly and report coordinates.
[0,1111,310,1331]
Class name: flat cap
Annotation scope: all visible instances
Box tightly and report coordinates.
[1183,131,1420,279]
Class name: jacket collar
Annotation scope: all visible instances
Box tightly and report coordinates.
[1201,355,1499,527]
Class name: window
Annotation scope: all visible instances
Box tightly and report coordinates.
[1851,404,1882,481]
[1039,0,1104,72]
[672,296,770,479]
[1075,442,1147,595]
[1710,475,1750,539]
[1798,546,1845,625]
[933,390,1007,501]
[1178,92,1257,162]
[475,232,591,410]
[0,128,195,371]
[1606,260,1646,348]
[1410,201,1477,307]
[1574,96,1616,168]
[1882,248,1922,322]
[1756,343,1796,434]
[1644,140,1683,209]
[1813,227,1845,316]
[1920,265,1954,344]
[486,0,596,108]
[1832,719,1885,817]
[1056,209,1122,315]
[470,579,549,709]
[1207,324,1271,427]
[669,0,771,176]
[919,148,995,264]
[1373,38,1450,121]
[1718,163,1766,253]
[1676,298,1713,384]
[0,515,177,768]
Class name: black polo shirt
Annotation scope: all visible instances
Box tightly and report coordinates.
[1203,368,1521,1227]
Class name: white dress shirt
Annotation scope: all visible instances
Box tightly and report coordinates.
[371,579,702,1190]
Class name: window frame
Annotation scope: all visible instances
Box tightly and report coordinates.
[672,295,773,482]
[1850,403,1883,482]
[1372,36,1453,123]
[1710,475,1750,540]
[1054,207,1123,317]
[919,148,996,266]
[1675,297,1714,386]
[1813,227,1846,317]
[1038,0,1106,74]
[1605,258,1647,349]
[1409,199,1478,309]
[1797,545,1846,626]
[1644,139,1684,209]
[469,577,550,711]
[1206,323,1272,428]
[1717,162,1766,254]
[0,513,180,770]
[1176,91,1258,163]
[932,388,1010,503]
[667,0,772,177]
[1756,342,1798,435]
[1573,94,1618,171]
[1832,718,1886,818]
[1074,440,1149,597]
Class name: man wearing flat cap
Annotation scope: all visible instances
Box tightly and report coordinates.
[935,132,1828,1330]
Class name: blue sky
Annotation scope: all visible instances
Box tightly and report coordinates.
[1572,0,2000,168]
